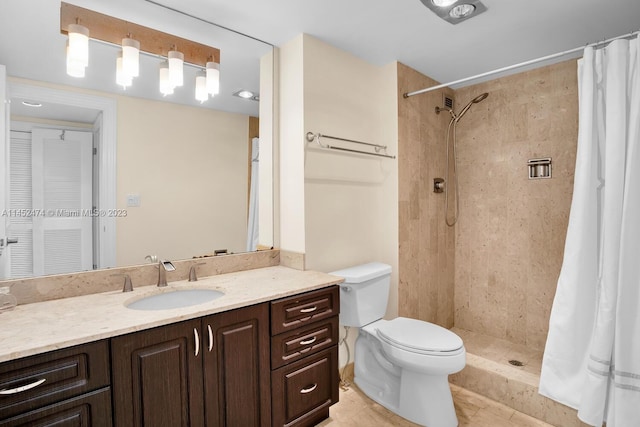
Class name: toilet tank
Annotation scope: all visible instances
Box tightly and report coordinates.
[329,262,392,327]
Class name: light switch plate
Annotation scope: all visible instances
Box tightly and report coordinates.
[126,194,141,207]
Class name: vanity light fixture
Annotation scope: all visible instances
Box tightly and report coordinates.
[66,41,86,78]
[206,60,220,96]
[121,37,140,78]
[116,52,133,89]
[61,3,221,100]
[66,22,89,77]
[195,70,208,103]
[168,48,184,88]
[419,0,487,24]
[159,60,174,96]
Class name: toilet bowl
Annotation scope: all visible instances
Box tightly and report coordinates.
[331,262,465,427]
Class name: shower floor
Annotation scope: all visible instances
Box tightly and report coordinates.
[451,327,543,376]
[449,327,587,426]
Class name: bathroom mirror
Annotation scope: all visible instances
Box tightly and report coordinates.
[0,0,274,280]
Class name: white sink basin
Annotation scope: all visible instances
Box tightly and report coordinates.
[126,289,224,310]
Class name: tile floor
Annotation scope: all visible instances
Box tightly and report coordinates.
[317,382,554,427]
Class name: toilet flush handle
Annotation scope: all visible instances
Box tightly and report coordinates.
[340,285,352,292]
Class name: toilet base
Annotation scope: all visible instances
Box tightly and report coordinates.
[398,371,458,427]
[354,331,459,427]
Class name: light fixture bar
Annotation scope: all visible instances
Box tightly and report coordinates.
[60,2,220,67]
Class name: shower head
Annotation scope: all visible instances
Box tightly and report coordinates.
[455,92,489,122]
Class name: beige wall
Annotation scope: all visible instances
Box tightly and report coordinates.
[302,35,399,319]
[278,36,306,253]
[116,96,249,266]
[454,60,578,350]
[397,63,456,328]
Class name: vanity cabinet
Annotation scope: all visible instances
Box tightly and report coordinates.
[0,340,112,426]
[270,286,340,427]
[111,302,270,427]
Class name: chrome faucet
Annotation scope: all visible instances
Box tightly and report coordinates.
[157,260,175,287]
[112,273,133,292]
[188,263,205,282]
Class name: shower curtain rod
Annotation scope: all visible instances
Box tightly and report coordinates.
[403,30,639,98]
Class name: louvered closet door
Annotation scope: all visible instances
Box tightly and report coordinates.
[32,128,93,276]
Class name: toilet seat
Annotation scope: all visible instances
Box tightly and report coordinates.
[375,317,464,356]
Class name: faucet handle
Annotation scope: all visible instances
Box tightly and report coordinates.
[188,263,206,282]
[111,273,133,292]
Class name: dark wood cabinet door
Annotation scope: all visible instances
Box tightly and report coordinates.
[203,303,271,427]
[271,347,338,427]
[111,319,204,427]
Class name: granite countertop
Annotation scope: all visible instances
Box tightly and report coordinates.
[0,266,343,363]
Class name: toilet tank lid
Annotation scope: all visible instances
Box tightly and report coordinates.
[329,262,391,283]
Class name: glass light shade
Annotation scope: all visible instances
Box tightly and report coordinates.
[432,0,458,6]
[122,38,140,78]
[116,53,132,89]
[206,61,220,95]
[66,42,85,78]
[67,23,89,68]
[195,71,208,103]
[159,60,173,96]
[449,3,476,18]
[168,50,184,87]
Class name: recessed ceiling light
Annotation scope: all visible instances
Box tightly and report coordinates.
[419,0,486,24]
[237,90,254,99]
[449,3,476,18]
[233,90,259,101]
[432,0,457,7]
[22,101,42,108]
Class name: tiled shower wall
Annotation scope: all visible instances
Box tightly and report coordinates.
[397,60,579,349]
[397,63,455,328]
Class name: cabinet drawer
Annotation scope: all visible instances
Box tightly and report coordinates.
[0,341,110,420]
[271,286,339,335]
[0,387,112,427]
[271,347,338,427]
[271,316,338,369]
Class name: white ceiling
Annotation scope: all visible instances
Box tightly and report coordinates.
[1,0,639,122]
[158,0,640,84]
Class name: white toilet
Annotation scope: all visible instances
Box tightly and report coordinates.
[331,262,465,427]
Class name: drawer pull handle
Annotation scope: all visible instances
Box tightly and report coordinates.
[0,378,46,395]
[194,328,200,357]
[300,306,318,314]
[299,336,317,346]
[207,324,214,352]
[300,383,317,394]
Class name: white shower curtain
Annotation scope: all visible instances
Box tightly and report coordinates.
[246,137,259,252]
[539,36,640,426]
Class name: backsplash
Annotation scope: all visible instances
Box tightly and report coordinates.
[4,249,280,305]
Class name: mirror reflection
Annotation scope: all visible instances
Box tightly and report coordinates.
[0,0,274,280]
